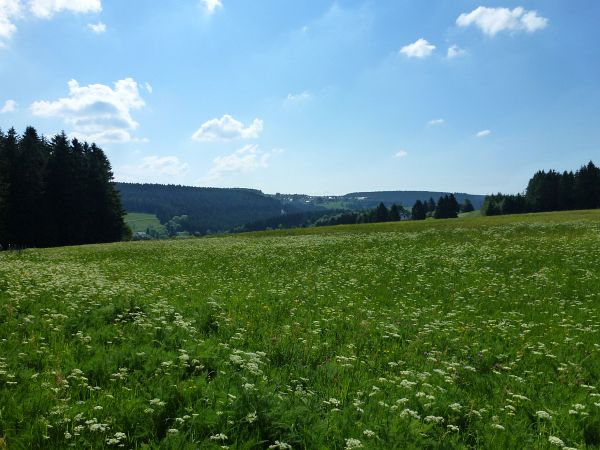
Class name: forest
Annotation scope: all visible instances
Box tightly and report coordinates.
[0,127,127,249]
[482,161,600,215]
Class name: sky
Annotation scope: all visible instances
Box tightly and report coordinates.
[1,0,599,195]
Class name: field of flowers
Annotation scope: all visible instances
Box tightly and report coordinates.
[1,210,600,449]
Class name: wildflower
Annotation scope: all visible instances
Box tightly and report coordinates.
[447,425,459,432]
[536,410,552,420]
[548,436,564,447]
[268,441,292,449]
[210,433,228,441]
[345,438,363,449]
[363,429,376,438]
[246,411,258,423]
[491,424,505,430]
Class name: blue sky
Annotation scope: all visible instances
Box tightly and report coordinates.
[1,0,599,195]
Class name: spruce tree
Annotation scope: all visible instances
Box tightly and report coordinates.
[411,200,426,220]
[389,203,401,221]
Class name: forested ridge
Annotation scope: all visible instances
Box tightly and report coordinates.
[0,127,127,249]
[483,161,600,215]
[116,183,285,233]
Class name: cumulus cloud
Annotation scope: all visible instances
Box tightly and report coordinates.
[1,0,101,44]
[201,0,222,14]
[204,144,273,181]
[476,129,491,138]
[192,114,263,141]
[31,77,146,144]
[457,6,548,37]
[87,21,105,33]
[428,119,445,126]
[400,38,435,59]
[0,0,21,40]
[0,99,17,113]
[394,150,408,158]
[447,45,466,59]
[29,0,101,18]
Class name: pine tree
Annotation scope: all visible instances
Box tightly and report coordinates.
[375,202,389,222]
[389,203,401,221]
[411,200,426,220]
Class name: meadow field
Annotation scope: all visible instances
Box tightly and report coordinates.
[1,211,600,449]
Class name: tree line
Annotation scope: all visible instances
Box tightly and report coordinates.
[482,161,600,216]
[411,195,474,220]
[313,203,407,227]
[0,127,127,249]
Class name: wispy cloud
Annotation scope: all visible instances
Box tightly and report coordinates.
[428,119,445,126]
[457,6,548,37]
[476,129,492,138]
[0,99,17,113]
[394,150,408,158]
[192,115,263,141]
[204,144,273,181]
[447,45,466,59]
[140,155,189,176]
[400,38,435,59]
[285,91,313,105]
[87,21,106,34]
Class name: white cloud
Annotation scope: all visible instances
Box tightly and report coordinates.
[447,45,466,59]
[31,77,146,144]
[205,144,272,181]
[192,114,263,141]
[144,82,153,94]
[0,99,17,113]
[1,0,101,44]
[29,0,101,18]
[87,21,105,33]
[140,156,189,177]
[428,119,445,126]
[394,150,408,158]
[476,129,491,138]
[0,0,21,40]
[457,6,548,37]
[400,38,435,59]
[285,91,313,104]
[201,0,222,14]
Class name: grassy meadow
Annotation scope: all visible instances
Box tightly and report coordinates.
[125,213,166,234]
[1,211,600,449]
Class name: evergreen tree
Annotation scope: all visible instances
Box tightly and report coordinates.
[411,200,426,220]
[574,161,600,209]
[375,202,389,222]
[12,126,47,247]
[460,198,474,213]
[1,128,20,246]
[427,197,436,214]
[389,203,401,221]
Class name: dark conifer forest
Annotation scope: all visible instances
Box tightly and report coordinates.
[0,127,127,249]
[482,162,600,216]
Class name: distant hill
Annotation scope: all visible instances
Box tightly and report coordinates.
[341,191,486,209]
[274,191,486,211]
[116,183,486,233]
[115,183,285,233]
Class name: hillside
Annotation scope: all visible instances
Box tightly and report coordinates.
[116,183,285,233]
[116,183,485,233]
[1,210,599,448]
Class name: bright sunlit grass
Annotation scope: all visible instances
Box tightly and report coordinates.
[1,210,599,448]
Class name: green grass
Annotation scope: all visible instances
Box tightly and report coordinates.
[125,212,165,233]
[1,210,600,449]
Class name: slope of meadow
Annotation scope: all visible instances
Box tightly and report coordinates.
[1,211,599,449]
